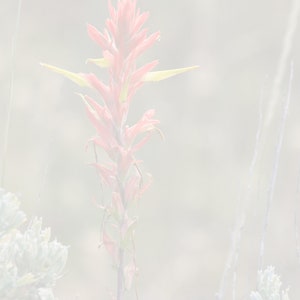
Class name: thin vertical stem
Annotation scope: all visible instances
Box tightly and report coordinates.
[264,0,300,129]
[216,83,264,300]
[259,62,293,269]
[1,0,23,186]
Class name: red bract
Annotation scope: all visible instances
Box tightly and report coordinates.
[86,0,160,109]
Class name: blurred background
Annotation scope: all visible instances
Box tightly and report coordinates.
[1,0,300,299]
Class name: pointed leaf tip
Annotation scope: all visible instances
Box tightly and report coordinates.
[86,57,111,68]
[40,63,91,87]
[143,65,199,82]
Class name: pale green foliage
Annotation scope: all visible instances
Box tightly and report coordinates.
[250,266,290,300]
[0,188,68,300]
[0,189,26,236]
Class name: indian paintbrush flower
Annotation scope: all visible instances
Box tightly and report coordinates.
[42,0,197,299]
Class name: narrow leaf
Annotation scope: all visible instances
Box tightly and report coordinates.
[40,63,91,87]
[86,57,111,68]
[143,65,198,82]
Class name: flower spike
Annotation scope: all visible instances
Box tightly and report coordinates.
[43,1,197,299]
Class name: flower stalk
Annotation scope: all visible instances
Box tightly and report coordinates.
[42,0,197,298]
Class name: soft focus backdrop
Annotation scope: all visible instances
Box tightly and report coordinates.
[1,0,300,299]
